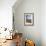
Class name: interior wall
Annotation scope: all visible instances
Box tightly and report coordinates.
[13,0,41,46]
[0,0,16,30]
[41,0,46,46]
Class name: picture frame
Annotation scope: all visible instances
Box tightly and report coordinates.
[24,13,34,26]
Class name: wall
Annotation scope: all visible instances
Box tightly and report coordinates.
[13,0,41,46]
[41,0,46,46]
[0,0,16,30]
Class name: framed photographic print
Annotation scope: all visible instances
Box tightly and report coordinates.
[24,13,34,26]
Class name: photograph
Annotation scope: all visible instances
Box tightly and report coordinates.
[24,13,34,26]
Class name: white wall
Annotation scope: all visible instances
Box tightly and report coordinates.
[13,0,41,46]
[0,0,16,30]
[41,0,46,46]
